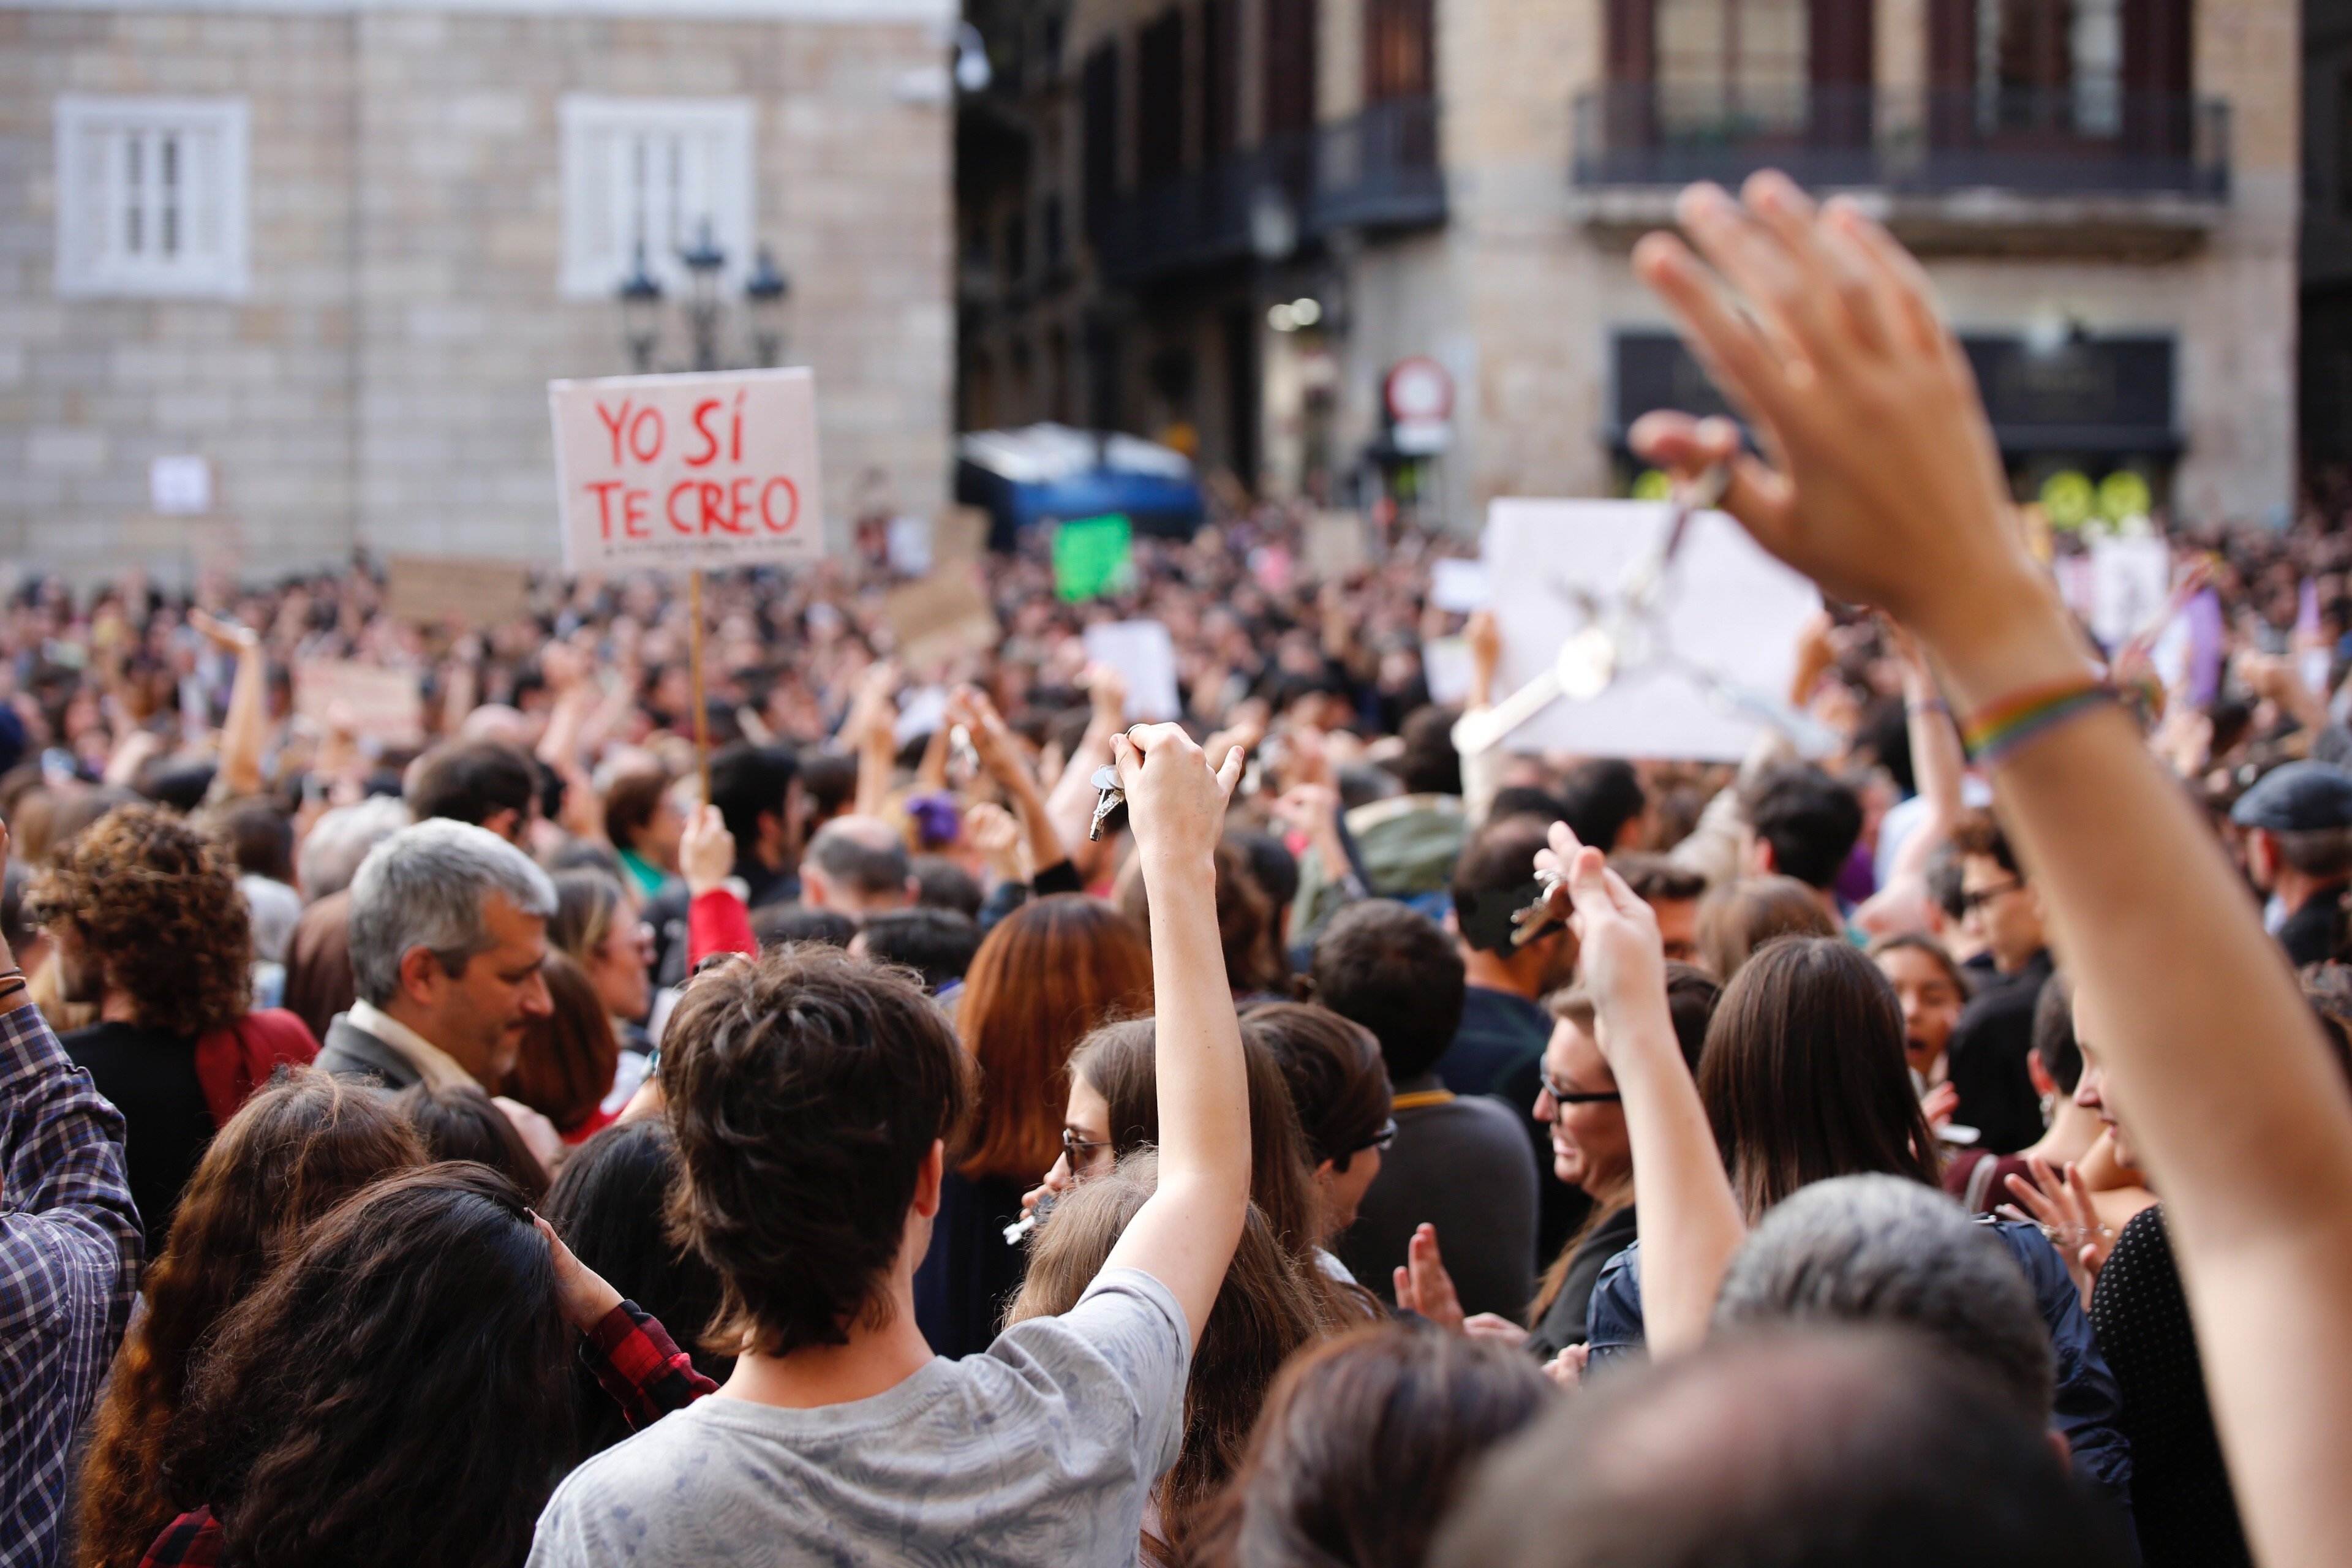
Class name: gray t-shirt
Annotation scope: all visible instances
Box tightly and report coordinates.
[527,1268,1191,1568]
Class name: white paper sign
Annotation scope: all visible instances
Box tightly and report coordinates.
[1483,498,1822,761]
[548,368,823,573]
[2088,536,2172,648]
[886,516,932,576]
[1430,559,1490,612]
[894,685,951,746]
[150,455,213,516]
[1423,637,1474,705]
[1083,620,1182,722]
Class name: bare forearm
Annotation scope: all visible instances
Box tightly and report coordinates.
[1611,1006,1744,1354]
[1137,854,1248,1192]
[217,643,266,796]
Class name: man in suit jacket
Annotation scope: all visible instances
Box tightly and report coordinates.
[318,819,556,1092]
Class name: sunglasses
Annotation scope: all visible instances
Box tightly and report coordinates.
[1539,1066,1623,1106]
[1061,1127,1112,1167]
[1352,1119,1399,1155]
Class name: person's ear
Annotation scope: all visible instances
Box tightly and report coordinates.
[396,944,444,1008]
[2026,1049,2056,1099]
[1749,837,1777,876]
[481,807,522,846]
[913,1139,946,1219]
[802,870,831,909]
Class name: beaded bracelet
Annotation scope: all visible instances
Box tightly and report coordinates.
[1961,677,2120,768]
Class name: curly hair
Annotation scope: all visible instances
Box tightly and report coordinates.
[29,803,254,1037]
[165,1164,570,1568]
[78,1069,424,1568]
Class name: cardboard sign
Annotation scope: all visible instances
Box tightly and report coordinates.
[882,567,1000,672]
[933,506,991,564]
[294,660,425,747]
[1430,558,1490,612]
[548,368,823,573]
[1054,514,1134,601]
[1422,636,1474,706]
[385,556,532,630]
[1482,498,1821,761]
[2088,535,2173,649]
[1305,511,1370,580]
[1082,620,1182,722]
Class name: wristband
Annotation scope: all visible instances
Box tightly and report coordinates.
[1961,677,2119,768]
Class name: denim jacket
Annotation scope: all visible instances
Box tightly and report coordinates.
[1583,1216,2136,1536]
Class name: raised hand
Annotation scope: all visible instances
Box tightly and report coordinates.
[1110,723,1243,870]
[1533,821,1668,1055]
[1629,174,2037,648]
[679,804,736,897]
[1392,1223,1466,1334]
[2001,1157,2116,1307]
[963,800,1025,884]
[531,1211,625,1333]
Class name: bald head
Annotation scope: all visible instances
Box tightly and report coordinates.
[801,814,914,916]
[1433,1329,2128,1568]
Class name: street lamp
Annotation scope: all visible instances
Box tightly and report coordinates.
[618,244,663,374]
[745,244,791,368]
[679,220,729,373]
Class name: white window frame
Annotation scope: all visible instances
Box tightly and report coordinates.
[559,96,757,302]
[54,96,251,300]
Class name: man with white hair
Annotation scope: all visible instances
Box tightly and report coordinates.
[317,819,556,1091]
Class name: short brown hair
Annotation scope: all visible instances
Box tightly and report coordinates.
[1695,876,1839,984]
[661,945,971,1356]
[602,766,671,850]
[1610,851,1706,905]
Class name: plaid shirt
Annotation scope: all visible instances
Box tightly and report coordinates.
[137,1301,713,1567]
[1,1001,143,1568]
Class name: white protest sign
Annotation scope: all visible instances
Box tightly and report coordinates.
[2087,535,2173,648]
[1430,558,1490,612]
[1082,620,1182,722]
[894,685,951,746]
[886,516,932,576]
[1483,498,1821,761]
[548,367,823,573]
[1422,636,1474,705]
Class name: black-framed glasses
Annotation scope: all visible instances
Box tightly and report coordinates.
[1061,1127,1112,1167]
[1352,1119,1398,1155]
[1539,1067,1623,1106]
[1959,878,2025,915]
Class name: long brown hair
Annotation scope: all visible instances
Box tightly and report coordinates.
[501,951,621,1136]
[1697,937,1937,1222]
[956,896,1152,1183]
[1190,1320,1552,1568]
[1114,839,1284,997]
[1008,1151,1333,1566]
[77,1069,424,1568]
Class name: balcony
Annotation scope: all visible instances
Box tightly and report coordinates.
[1092,95,1447,285]
[1570,85,2230,255]
[1310,96,1448,233]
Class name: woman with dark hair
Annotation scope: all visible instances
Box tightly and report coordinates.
[1694,875,1839,982]
[1114,839,1285,1000]
[77,1068,425,1568]
[1580,935,2133,1517]
[543,1120,733,1456]
[1240,1002,1394,1260]
[914,895,1153,1358]
[1189,1321,1553,1568]
[546,869,654,1054]
[393,1080,551,1205]
[1006,1150,1332,1567]
[138,1162,715,1567]
[501,952,622,1144]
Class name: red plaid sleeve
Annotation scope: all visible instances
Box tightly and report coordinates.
[138,1508,224,1568]
[581,1300,718,1430]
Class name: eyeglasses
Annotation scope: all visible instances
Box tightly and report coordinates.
[1539,1067,1623,1106]
[1959,878,2025,915]
[1060,1127,1112,1167]
[1352,1119,1399,1155]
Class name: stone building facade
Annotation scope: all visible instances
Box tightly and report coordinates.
[1,0,955,576]
[959,0,2299,529]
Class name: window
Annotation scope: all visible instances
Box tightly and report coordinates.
[1137,9,1187,186]
[1365,0,1436,101]
[1974,0,2122,135]
[1654,0,1811,132]
[560,96,753,301]
[1264,0,1319,137]
[55,96,249,298]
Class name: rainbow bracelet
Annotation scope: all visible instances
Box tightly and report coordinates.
[1961,677,2119,767]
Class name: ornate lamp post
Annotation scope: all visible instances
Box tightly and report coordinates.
[613,227,794,372]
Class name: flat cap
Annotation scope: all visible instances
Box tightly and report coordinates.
[2232,761,2352,834]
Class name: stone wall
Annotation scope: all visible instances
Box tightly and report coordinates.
[0,2,952,577]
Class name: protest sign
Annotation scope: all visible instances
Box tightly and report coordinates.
[1054,514,1134,601]
[547,367,823,573]
[385,556,532,630]
[886,516,932,576]
[1082,620,1182,722]
[1482,498,1820,761]
[894,685,951,747]
[1430,558,1490,612]
[882,567,1000,672]
[933,505,991,564]
[1305,511,1370,580]
[2088,535,2173,648]
[1422,636,1474,705]
[294,660,424,747]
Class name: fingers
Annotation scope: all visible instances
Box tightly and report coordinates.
[1743,172,1887,358]
[1215,745,1245,802]
[1825,198,1947,361]
[1392,1265,1417,1313]
[1632,229,1791,437]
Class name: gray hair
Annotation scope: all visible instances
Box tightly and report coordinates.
[1712,1174,2055,1423]
[296,795,413,900]
[239,873,304,965]
[347,819,557,1005]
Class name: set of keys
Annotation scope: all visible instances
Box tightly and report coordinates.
[1087,764,1126,842]
[1510,865,1568,949]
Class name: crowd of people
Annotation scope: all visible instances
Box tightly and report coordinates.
[6,173,2352,1568]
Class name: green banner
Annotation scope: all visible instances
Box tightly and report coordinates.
[1053,514,1134,601]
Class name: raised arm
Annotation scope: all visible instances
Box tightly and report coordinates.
[1632,171,2352,1568]
[1536,823,1744,1353]
[1098,725,1250,1348]
[948,687,1069,877]
[190,610,266,798]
